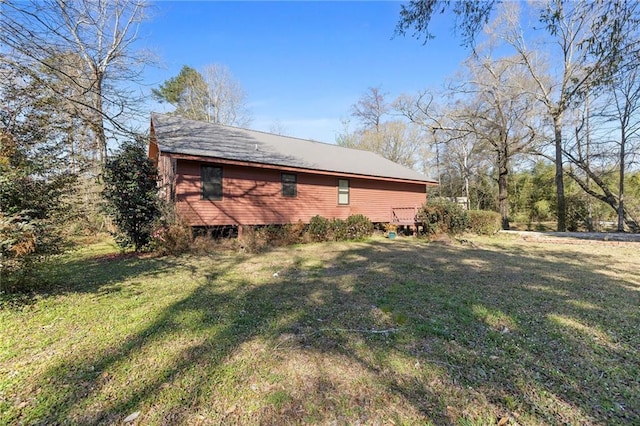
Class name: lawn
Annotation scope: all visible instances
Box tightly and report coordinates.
[1,235,638,425]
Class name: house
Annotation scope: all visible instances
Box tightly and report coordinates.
[148,113,437,232]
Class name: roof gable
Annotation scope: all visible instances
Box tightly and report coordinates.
[151,113,435,183]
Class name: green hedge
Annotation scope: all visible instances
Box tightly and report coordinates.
[417,199,468,235]
[466,210,501,235]
[308,214,374,242]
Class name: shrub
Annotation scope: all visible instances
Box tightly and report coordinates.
[237,215,374,252]
[237,226,263,253]
[417,199,468,236]
[238,223,307,253]
[151,222,193,256]
[307,215,331,242]
[103,140,161,251]
[1,128,74,291]
[466,210,501,235]
[148,201,194,255]
[344,214,374,240]
[329,218,347,241]
[284,220,307,245]
[304,215,373,242]
[565,194,591,232]
[263,225,291,246]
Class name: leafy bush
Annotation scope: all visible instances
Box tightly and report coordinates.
[466,210,501,235]
[417,199,468,236]
[329,218,347,241]
[103,140,161,251]
[307,215,331,242]
[1,125,74,291]
[307,215,374,242]
[565,194,591,232]
[344,214,374,240]
[383,223,398,233]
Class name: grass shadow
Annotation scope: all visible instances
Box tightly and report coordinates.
[3,237,639,424]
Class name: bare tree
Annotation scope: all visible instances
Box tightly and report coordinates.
[202,64,252,127]
[0,0,153,163]
[611,63,640,231]
[338,90,427,170]
[337,120,426,170]
[398,0,640,231]
[457,54,541,228]
[493,1,640,230]
[269,120,288,136]
[351,86,389,133]
[562,63,640,232]
[400,53,540,228]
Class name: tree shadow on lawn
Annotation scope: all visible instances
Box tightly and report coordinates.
[12,238,640,424]
[345,240,640,424]
[0,251,185,309]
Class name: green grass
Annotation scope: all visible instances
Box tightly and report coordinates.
[1,235,639,424]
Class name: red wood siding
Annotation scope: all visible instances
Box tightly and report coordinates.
[171,158,427,226]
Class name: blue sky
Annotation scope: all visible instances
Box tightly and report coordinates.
[140,1,469,142]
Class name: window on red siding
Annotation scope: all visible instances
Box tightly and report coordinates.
[338,179,349,205]
[282,173,297,197]
[201,165,222,200]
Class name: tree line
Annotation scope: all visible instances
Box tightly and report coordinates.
[342,0,640,232]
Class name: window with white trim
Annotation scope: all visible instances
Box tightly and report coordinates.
[338,179,349,205]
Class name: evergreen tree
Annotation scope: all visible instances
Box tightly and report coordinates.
[103,141,160,251]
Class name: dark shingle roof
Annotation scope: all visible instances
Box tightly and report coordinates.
[151,113,435,183]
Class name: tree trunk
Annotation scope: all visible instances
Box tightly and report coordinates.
[618,126,626,232]
[497,148,510,230]
[553,116,566,231]
[93,74,107,165]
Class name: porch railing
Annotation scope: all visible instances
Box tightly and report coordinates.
[391,207,419,224]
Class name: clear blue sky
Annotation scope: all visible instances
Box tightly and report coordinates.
[140,1,469,142]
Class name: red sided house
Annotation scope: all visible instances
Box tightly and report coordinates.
[148,113,437,230]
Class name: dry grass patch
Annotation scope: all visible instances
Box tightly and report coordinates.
[1,235,639,425]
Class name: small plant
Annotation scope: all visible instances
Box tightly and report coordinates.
[383,223,398,233]
[151,222,193,256]
[238,226,268,253]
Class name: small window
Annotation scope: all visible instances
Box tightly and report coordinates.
[201,165,222,200]
[282,173,297,197]
[338,179,349,205]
